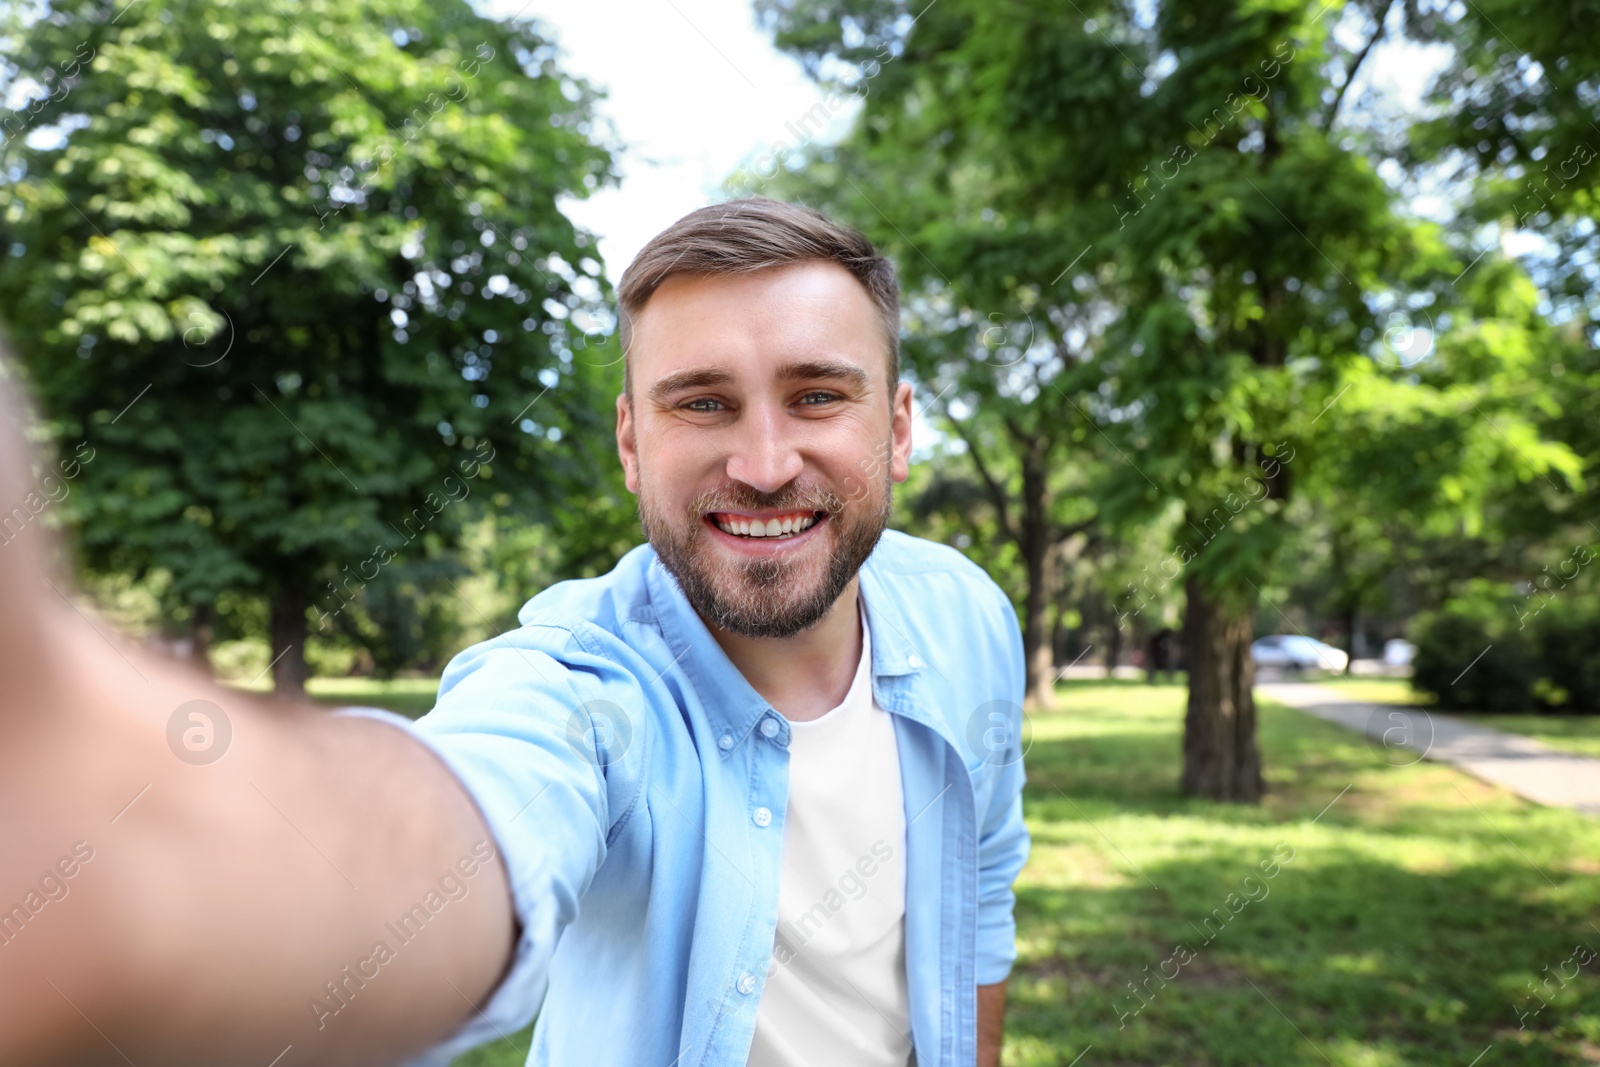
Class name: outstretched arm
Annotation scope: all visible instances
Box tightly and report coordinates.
[0,374,515,1066]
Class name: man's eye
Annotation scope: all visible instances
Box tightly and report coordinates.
[683,398,723,413]
[799,392,840,405]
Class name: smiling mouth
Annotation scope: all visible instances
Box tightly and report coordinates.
[707,509,826,540]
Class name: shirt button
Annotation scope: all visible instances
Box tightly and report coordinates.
[908,653,925,669]
[759,717,780,738]
[718,734,734,751]
[736,972,756,995]
[752,806,772,827]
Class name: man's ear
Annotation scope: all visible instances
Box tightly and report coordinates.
[889,380,914,484]
[615,392,640,494]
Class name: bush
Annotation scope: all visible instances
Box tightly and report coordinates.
[1411,601,1538,712]
[1532,601,1600,713]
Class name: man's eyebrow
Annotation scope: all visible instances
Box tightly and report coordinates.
[775,359,870,389]
[647,367,735,402]
[646,359,871,403]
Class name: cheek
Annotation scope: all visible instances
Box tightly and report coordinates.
[815,417,893,477]
[635,434,726,511]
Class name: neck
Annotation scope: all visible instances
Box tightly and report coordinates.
[705,579,862,722]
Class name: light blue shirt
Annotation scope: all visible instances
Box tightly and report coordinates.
[344,529,1031,1067]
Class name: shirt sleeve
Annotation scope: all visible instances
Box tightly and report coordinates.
[974,589,1032,986]
[331,628,621,1067]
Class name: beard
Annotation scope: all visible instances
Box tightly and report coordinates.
[638,466,892,640]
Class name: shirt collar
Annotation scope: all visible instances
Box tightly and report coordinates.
[857,553,929,679]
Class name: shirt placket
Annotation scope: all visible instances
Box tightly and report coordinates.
[705,705,792,1065]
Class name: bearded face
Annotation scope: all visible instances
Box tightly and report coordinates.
[638,464,892,639]
[615,261,914,641]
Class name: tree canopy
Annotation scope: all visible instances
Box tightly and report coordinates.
[0,0,625,693]
[755,0,1583,798]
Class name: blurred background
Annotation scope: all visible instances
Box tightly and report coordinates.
[2,0,1597,1063]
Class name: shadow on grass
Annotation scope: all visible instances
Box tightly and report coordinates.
[1004,683,1600,1066]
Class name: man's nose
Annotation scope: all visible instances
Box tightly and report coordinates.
[723,404,804,494]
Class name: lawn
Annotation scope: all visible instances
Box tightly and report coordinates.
[1316,676,1600,759]
[1313,676,1431,706]
[334,676,1599,1066]
[1462,716,1600,760]
[1006,681,1600,1066]
[225,675,441,718]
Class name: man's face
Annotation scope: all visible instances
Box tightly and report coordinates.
[616,260,913,639]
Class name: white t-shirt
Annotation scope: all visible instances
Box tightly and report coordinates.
[747,600,915,1067]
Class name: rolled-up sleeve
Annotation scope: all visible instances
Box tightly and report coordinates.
[334,626,621,1066]
[974,590,1031,986]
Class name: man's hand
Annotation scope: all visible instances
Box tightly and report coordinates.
[0,376,515,1066]
[978,979,1006,1067]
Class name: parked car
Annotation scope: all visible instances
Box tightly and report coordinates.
[1250,635,1350,672]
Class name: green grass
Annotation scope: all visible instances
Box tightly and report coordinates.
[225,675,441,718]
[394,677,1599,1065]
[1006,681,1600,1066]
[1457,715,1600,759]
[1314,677,1600,758]
[450,1028,533,1066]
[1313,676,1431,706]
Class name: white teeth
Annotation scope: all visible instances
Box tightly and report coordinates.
[713,513,819,539]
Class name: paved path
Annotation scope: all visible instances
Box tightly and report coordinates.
[1259,682,1600,817]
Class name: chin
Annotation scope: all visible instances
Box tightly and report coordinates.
[638,474,892,639]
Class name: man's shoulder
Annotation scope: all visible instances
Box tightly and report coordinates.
[513,542,658,636]
[866,532,1025,745]
[868,529,1009,605]
[427,544,659,698]
[865,530,1020,660]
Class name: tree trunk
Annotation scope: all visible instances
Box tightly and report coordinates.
[1051,604,1067,669]
[1016,437,1058,709]
[269,582,309,699]
[189,601,214,676]
[1330,525,1357,676]
[1106,618,1123,678]
[1022,538,1055,708]
[1341,604,1357,676]
[1181,575,1264,802]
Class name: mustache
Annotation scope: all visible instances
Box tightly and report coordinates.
[687,481,847,519]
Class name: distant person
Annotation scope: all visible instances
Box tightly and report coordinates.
[0,198,1029,1067]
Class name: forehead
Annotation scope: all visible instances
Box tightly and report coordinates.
[629,260,888,389]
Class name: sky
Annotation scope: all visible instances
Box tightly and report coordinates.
[486,0,851,284]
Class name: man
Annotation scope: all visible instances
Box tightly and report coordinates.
[0,197,1029,1066]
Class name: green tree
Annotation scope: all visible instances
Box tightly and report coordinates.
[739,19,1120,710]
[0,0,620,695]
[892,288,1105,709]
[1406,0,1600,589]
[757,0,1579,799]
